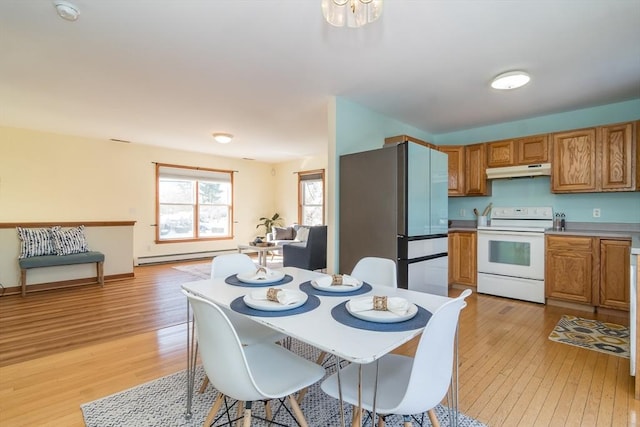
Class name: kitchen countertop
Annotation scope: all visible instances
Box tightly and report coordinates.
[448,221,640,253]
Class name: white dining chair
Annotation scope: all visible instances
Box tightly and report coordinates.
[184,290,326,427]
[350,256,398,288]
[198,253,287,393]
[321,289,472,427]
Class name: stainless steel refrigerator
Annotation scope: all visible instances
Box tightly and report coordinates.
[339,141,449,295]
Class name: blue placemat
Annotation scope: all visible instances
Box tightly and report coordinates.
[299,281,372,297]
[230,294,321,317]
[331,301,432,332]
[225,274,293,287]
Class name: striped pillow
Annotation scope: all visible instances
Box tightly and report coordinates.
[51,225,89,256]
[16,227,57,259]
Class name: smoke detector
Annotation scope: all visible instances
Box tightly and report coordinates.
[54,1,80,21]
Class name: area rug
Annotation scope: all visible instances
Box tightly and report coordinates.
[81,340,486,427]
[173,258,284,280]
[548,314,629,358]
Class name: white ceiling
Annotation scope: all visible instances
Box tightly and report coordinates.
[1,0,639,162]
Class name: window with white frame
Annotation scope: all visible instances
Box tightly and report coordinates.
[298,170,324,226]
[156,164,233,242]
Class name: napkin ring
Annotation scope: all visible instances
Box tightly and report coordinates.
[266,288,281,302]
[373,296,388,311]
[331,274,343,286]
[257,266,267,275]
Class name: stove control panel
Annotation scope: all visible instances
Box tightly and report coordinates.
[490,206,553,220]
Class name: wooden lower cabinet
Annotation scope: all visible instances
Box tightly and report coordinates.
[600,238,631,310]
[545,235,594,304]
[545,234,631,311]
[449,231,477,286]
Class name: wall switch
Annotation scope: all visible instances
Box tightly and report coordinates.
[593,208,601,218]
[459,209,466,217]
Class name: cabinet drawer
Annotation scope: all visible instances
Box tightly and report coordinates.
[546,235,593,251]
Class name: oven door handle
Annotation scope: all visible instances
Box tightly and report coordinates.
[478,230,543,238]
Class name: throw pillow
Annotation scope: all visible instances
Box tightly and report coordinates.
[274,226,294,240]
[295,226,310,242]
[51,225,89,256]
[16,227,57,259]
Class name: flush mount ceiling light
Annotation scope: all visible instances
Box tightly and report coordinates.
[212,133,233,144]
[53,1,80,21]
[321,0,383,28]
[491,71,531,90]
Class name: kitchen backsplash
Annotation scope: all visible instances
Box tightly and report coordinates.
[448,176,640,223]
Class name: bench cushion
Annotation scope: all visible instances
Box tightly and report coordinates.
[18,251,105,269]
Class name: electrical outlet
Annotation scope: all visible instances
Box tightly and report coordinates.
[459,209,466,217]
[593,208,601,218]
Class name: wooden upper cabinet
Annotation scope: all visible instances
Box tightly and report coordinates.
[487,139,516,168]
[465,143,490,195]
[551,128,598,192]
[487,134,548,168]
[600,122,635,191]
[518,134,549,164]
[552,121,637,193]
[438,145,465,196]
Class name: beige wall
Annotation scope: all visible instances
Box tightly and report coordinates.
[0,126,299,263]
[271,156,328,228]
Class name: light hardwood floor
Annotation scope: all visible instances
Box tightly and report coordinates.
[0,261,638,426]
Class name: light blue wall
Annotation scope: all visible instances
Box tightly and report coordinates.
[333,98,640,226]
[335,98,434,156]
[435,99,640,223]
[435,99,640,146]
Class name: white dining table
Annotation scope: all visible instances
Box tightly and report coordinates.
[181,266,458,426]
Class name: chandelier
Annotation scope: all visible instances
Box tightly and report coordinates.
[321,0,383,28]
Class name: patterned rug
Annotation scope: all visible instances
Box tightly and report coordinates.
[173,258,284,280]
[81,340,486,426]
[548,315,629,358]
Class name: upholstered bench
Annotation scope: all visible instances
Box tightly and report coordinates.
[18,251,105,297]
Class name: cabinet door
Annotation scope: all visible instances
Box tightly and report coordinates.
[600,122,635,191]
[438,146,465,196]
[599,239,631,310]
[449,231,477,286]
[551,128,598,192]
[517,134,549,164]
[465,143,489,195]
[487,139,516,168]
[545,236,594,304]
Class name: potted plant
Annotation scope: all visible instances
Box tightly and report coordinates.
[256,213,284,238]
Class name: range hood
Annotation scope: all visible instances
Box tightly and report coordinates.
[486,163,551,179]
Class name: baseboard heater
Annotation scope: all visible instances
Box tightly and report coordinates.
[136,249,237,265]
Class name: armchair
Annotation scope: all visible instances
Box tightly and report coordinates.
[282,225,327,271]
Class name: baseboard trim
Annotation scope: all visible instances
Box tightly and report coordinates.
[136,249,236,265]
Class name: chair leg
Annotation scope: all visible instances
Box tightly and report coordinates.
[236,401,244,427]
[198,375,209,393]
[288,394,309,427]
[403,414,413,427]
[427,409,440,427]
[264,400,273,420]
[242,402,252,427]
[377,414,386,427]
[315,350,327,365]
[351,407,363,427]
[203,393,224,427]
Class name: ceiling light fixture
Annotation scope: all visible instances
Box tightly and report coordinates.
[491,71,531,90]
[212,133,233,144]
[53,1,80,21]
[321,0,383,28]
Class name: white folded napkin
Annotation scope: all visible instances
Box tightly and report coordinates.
[348,296,410,316]
[250,288,302,305]
[313,274,360,288]
[251,266,273,280]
